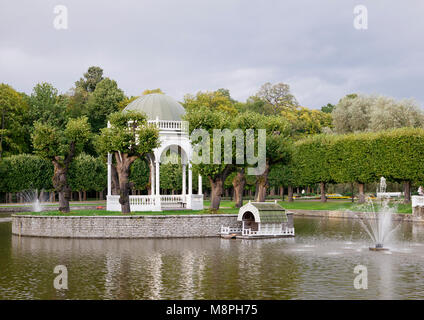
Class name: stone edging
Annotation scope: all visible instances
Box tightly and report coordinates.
[11,214,240,239]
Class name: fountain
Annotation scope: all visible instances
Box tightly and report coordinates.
[356,197,400,251]
[21,189,44,212]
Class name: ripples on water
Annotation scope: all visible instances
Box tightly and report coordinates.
[1,217,424,299]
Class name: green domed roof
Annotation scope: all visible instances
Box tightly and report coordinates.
[123,93,186,121]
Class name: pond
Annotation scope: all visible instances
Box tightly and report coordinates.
[1,216,424,299]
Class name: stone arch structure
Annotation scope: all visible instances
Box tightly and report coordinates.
[106,93,204,212]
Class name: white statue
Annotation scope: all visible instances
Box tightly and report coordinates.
[379,177,387,193]
[418,186,424,196]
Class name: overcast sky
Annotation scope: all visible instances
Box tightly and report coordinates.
[1,0,423,108]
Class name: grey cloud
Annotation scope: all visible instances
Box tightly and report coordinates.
[0,0,423,109]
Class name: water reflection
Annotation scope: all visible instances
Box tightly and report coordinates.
[2,218,424,299]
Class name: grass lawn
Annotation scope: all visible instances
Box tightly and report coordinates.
[14,199,412,216]
[15,207,239,216]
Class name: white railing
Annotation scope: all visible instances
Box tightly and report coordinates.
[377,192,402,198]
[220,226,242,234]
[130,195,157,206]
[412,196,424,208]
[148,120,188,133]
[242,227,295,236]
[107,194,204,211]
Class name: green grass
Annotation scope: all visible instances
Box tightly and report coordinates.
[15,207,239,216]
[13,199,412,216]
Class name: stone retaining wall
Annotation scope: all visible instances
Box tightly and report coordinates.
[11,214,240,238]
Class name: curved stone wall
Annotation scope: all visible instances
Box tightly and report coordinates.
[11,214,240,239]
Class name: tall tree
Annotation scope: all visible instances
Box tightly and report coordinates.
[96,111,160,213]
[85,78,125,132]
[183,90,238,115]
[184,106,234,210]
[28,82,68,128]
[75,66,104,93]
[0,84,29,159]
[332,94,424,134]
[32,117,91,212]
[255,82,298,114]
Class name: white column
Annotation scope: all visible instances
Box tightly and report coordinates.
[198,175,202,195]
[155,161,160,196]
[188,163,192,196]
[182,164,186,195]
[150,161,155,195]
[107,153,112,196]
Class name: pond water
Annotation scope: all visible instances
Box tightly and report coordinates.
[1,216,424,300]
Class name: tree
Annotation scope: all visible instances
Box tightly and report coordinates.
[254,115,292,202]
[32,117,91,212]
[332,94,424,134]
[0,154,53,196]
[142,88,164,95]
[294,135,334,202]
[184,106,234,210]
[0,84,29,159]
[69,153,107,200]
[183,90,238,115]
[321,103,335,113]
[85,78,125,132]
[27,82,68,129]
[129,157,150,192]
[75,66,104,93]
[255,82,298,114]
[96,111,160,213]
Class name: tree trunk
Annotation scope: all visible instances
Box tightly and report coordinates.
[52,162,71,213]
[280,186,284,201]
[351,183,354,203]
[358,183,365,204]
[320,182,327,202]
[208,166,232,210]
[111,164,120,195]
[210,178,224,210]
[255,162,270,202]
[115,152,138,214]
[404,181,411,204]
[99,190,103,200]
[288,185,294,202]
[232,168,246,208]
[83,191,87,201]
[78,191,82,201]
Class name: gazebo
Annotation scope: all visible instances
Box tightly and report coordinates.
[106,93,204,212]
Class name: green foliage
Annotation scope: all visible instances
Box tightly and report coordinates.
[0,154,53,192]
[321,103,335,113]
[183,106,232,179]
[0,83,30,157]
[96,111,160,157]
[332,94,424,134]
[286,128,424,187]
[85,78,125,132]
[75,66,104,93]
[183,90,238,115]
[69,153,106,192]
[32,116,91,164]
[293,134,333,185]
[27,82,68,129]
[129,158,150,190]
